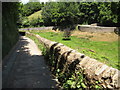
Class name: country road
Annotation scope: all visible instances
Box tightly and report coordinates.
[2,36,57,88]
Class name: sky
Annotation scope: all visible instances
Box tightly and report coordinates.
[20,0,50,4]
[20,0,29,4]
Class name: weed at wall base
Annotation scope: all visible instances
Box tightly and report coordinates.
[44,49,103,89]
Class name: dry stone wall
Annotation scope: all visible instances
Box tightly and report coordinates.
[26,32,120,89]
[78,25,116,33]
[19,27,53,31]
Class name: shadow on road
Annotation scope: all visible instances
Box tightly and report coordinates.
[2,36,57,88]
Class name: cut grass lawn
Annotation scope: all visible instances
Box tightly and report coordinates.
[29,30,119,70]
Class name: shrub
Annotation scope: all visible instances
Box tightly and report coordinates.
[63,30,71,40]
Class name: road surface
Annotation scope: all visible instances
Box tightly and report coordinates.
[2,36,57,88]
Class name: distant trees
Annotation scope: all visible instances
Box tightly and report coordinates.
[20,2,120,28]
[42,2,80,27]
[77,2,100,24]
[18,2,44,28]
[76,2,119,26]
[97,2,118,26]
[42,2,120,27]
[111,2,120,26]
[80,2,120,26]
[21,2,44,16]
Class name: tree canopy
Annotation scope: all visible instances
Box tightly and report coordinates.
[41,2,120,27]
[42,2,80,27]
[20,2,120,28]
[21,2,44,16]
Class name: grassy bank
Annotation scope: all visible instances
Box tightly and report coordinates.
[28,10,42,21]
[26,34,45,52]
[30,30,119,70]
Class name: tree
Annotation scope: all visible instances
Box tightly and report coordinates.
[111,2,120,26]
[97,2,118,26]
[42,2,80,27]
[77,2,100,24]
[22,2,44,16]
[77,2,119,26]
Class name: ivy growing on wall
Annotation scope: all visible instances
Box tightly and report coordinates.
[2,2,20,58]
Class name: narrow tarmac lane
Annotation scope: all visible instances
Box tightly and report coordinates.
[2,36,56,88]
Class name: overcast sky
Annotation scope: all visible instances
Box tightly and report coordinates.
[20,0,29,4]
[20,0,50,4]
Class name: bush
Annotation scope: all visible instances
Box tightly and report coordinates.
[63,30,71,40]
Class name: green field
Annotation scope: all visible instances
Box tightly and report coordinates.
[28,10,42,21]
[28,30,119,70]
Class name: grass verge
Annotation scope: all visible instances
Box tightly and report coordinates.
[26,33,45,52]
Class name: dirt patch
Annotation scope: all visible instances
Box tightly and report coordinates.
[71,31,118,42]
[31,29,60,33]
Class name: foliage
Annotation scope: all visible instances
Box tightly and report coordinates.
[21,17,30,27]
[111,2,120,26]
[77,2,100,24]
[20,2,50,27]
[2,2,20,58]
[20,2,120,27]
[41,2,120,27]
[19,11,44,28]
[42,2,80,27]
[97,2,118,26]
[18,2,44,28]
[63,30,72,40]
[77,2,119,26]
[21,2,44,16]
